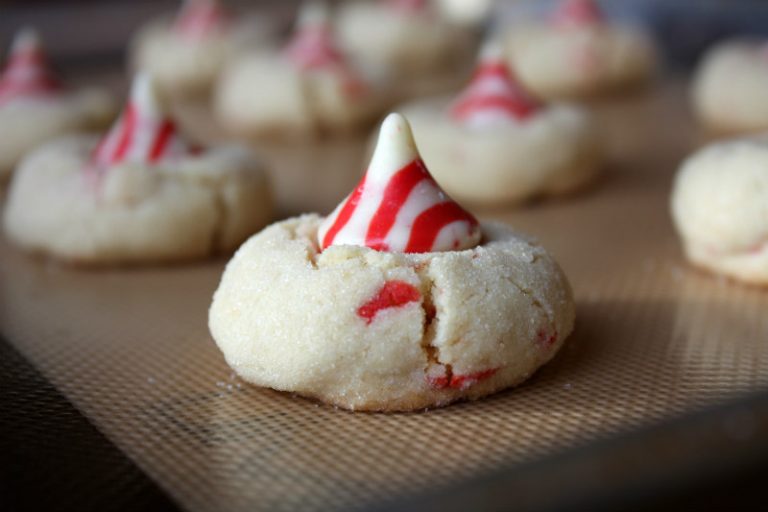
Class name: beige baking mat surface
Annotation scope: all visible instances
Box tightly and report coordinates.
[2,80,768,512]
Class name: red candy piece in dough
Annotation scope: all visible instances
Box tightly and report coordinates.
[451,42,541,127]
[318,113,481,253]
[0,29,62,106]
[428,367,498,390]
[537,329,558,348]
[551,0,604,28]
[174,0,229,39]
[90,73,193,169]
[357,280,421,324]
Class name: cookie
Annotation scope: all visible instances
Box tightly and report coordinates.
[400,42,601,205]
[0,29,114,183]
[692,39,768,134]
[209,113,575,411]
[506,0,654,100]
[671,137,768,285]
[3,74,271,264]
[215,3,387,139]
[131,0,271,99]
[337,0,474,97]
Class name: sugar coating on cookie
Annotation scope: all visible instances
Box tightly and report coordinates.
[399,42,601,205]
[672,137,768,285]
[692,39,768,134]
[506,0,655,100]
[209,112,575,411]
[131,0,269,98]
[3,73,271,264]
[0,29,114,182]
[215,2,385,137]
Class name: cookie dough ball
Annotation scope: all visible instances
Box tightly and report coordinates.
[692,39,768,134]
[402,43,601,205]
[337,0,473,80]
[3,74,271,264]
[215,3,387,138]
[506,0,654,100]
[671,137,768,285]
[209,113,575,411]
[0,29,114,183]
[131,0,272,99]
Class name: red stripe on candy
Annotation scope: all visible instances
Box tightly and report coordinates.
[148,119,176,162]
[111,103,137,163]
[365,159,430,251]
[321,176,367,249]
[357,280,421,324]
[405,202,478,253]
[452,95,538,120]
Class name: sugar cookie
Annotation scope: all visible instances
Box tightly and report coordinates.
[4,74,271,264]
[215,3,387,138]
[506,0,654,100]
[671,136,768,285]
[692,39,768,134]
[209,113,575,411]
[400,43,601,205]
[0,29,114,183]
[131,0,271,98]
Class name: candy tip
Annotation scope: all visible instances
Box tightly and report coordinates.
[129,72,162,115]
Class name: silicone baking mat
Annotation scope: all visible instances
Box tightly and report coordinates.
[2,79,768,512]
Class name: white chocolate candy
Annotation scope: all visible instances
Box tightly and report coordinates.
[91,73,192,169]
[318,113,481,252]
[0,28,62,105]
[450,42,541,129]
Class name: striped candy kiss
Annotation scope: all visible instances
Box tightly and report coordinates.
[0,29,62,107]
[551,0,604,28]
[285,2,345,70]
[174,0,229,40]
[450,42,540,128]
[90,73,193,169]
[318,113,481,253]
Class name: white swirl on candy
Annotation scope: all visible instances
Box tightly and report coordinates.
[318,113,481,253]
